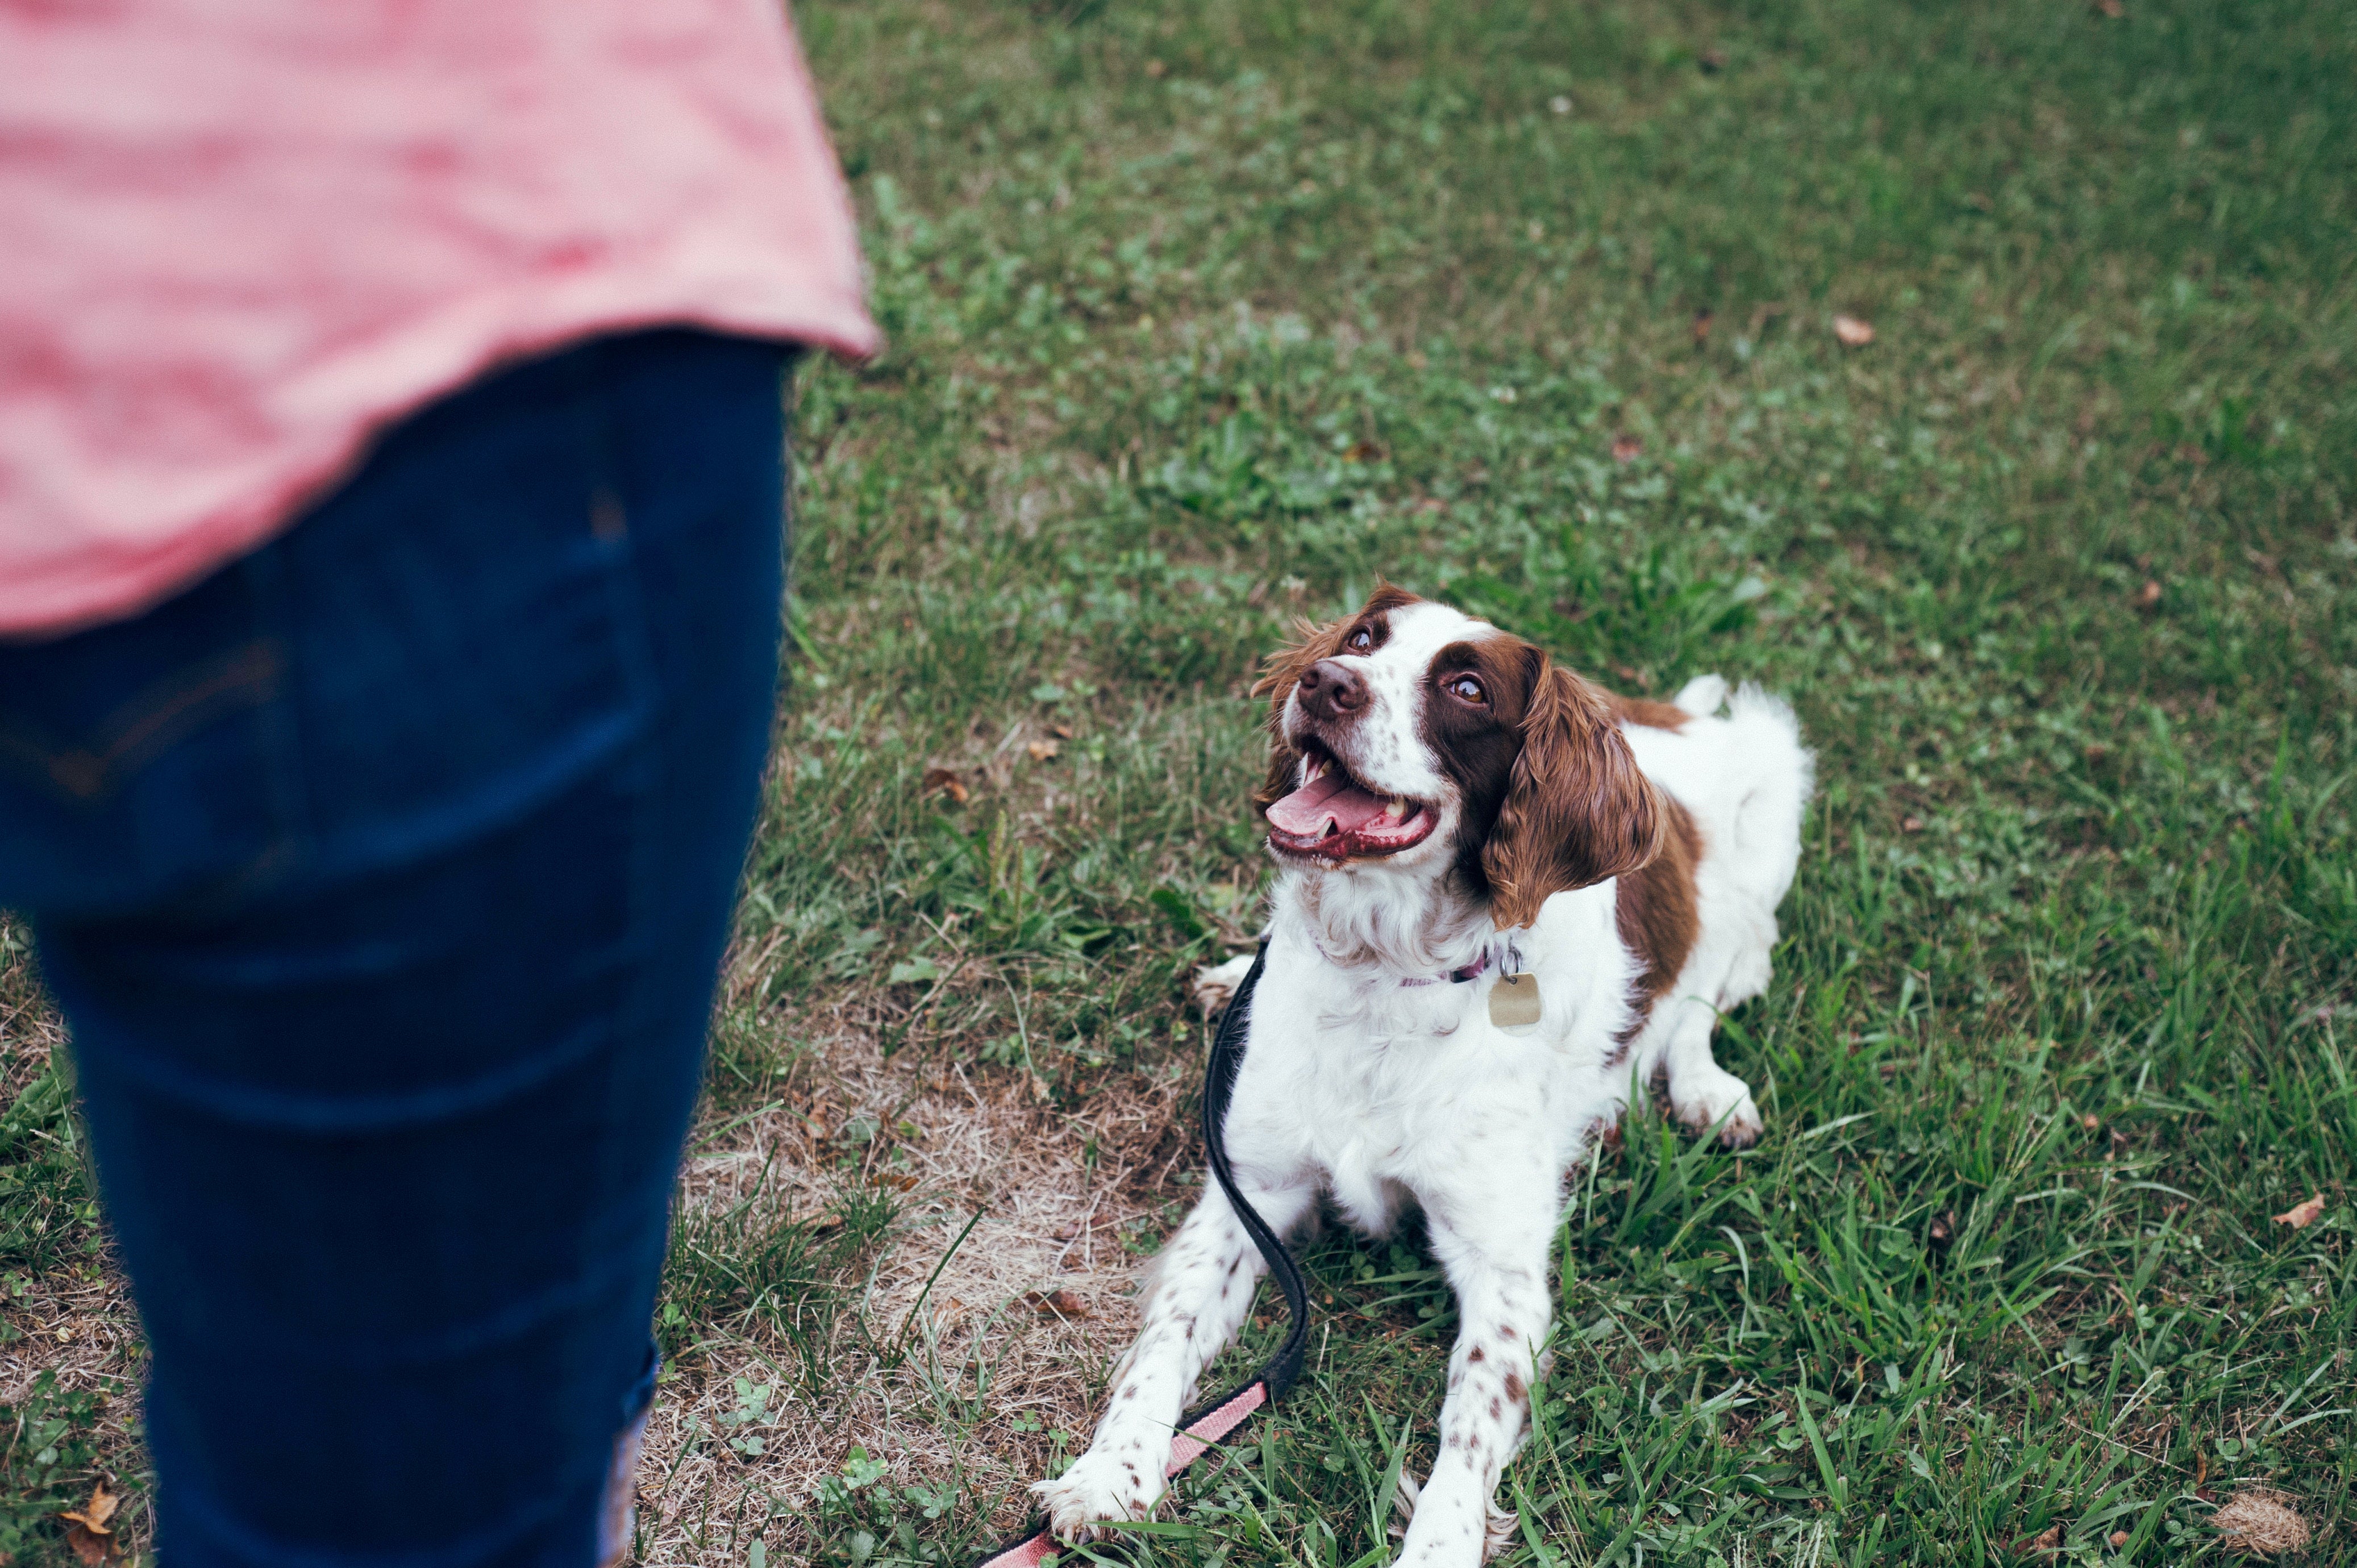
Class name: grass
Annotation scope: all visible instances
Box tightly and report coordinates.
[5,0,2356,1562]
[0,921,143,1563]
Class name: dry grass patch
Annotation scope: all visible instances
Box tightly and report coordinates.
[634,999,1219,1565]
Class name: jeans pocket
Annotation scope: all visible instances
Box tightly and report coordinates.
[0,639,283,804]
[0,563,301,918]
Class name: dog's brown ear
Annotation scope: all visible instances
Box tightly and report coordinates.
[1249,584,1421,810]
[1481,658,1665,928]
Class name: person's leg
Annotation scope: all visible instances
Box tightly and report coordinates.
[0,329,794,1568]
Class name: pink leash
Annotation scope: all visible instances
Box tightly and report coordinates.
[969,944,1303,1567]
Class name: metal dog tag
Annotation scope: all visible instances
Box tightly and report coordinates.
[1489,971,1542,1034]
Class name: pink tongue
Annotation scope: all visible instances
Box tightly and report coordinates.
[1267,771,1392,837]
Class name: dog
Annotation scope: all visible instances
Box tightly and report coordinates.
[1035,585,1812,1564]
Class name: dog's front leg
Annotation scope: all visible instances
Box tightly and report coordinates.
[1394,1178,1557,1566]
[1034,1177,1315,1541]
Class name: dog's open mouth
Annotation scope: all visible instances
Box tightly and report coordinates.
[1265,749,1438,860]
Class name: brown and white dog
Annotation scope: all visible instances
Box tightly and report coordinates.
[1036,587,1813,1564]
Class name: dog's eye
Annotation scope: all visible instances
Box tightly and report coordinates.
[1347,627,1374,652]
[1449,675,1487,704]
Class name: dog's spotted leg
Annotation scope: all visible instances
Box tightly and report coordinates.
[1034,1177,1316,1542]
[1392,1179,1556,1567]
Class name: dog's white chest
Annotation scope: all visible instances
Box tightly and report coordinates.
[1232,973,1566,1235]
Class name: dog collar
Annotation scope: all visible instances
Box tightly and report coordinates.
[1309,935,1519,988]
[1398,948,1493,987]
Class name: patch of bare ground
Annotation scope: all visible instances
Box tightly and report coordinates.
[0,1271,139,1414]
[0,1265,147,1557]
[631,1011,1205,1566]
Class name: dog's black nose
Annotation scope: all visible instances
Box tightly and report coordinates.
[1297,658,1368,719]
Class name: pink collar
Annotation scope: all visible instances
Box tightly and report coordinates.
[1307,936,1515,987]
[1398,948,1494,987]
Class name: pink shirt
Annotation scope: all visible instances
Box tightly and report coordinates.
[1,0,878,638]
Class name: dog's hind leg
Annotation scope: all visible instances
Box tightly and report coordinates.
[1659,995,1762,1148]
[1034,1177,1317,1542]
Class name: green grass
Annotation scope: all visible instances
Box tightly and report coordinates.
[0,920,143,1564]
[763,0,2356,1561]
[6,0,2356,1562]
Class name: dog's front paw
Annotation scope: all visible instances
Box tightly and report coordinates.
[1391,1469,1519,1565]
[1032,1446,1165,1542]
[1190,953,1256,1017]
[1672,1065,1763,1148]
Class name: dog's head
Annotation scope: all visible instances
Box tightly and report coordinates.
[1254,587,1664,927]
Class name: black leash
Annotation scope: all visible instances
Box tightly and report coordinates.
[1192,942,1308,1404]
[971,943,1304,1567]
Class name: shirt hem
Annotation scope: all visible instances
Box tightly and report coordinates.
[0,297,879,641]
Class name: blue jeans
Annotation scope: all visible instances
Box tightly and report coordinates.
[0,330,793,1568]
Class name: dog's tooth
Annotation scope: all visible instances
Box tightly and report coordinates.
[1386,796,1407,820]
[1306,758,1326,781]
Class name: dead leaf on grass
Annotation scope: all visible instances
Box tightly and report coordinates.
[58,1481,119,1565]
[1610,434,1642,464]
[59,1481,120,1534]
[1691,309,1714,343]
[2273,1192,2326,1229]
[2212,1487,2312,1556]
[64,1523,112,1567]
[921,767,969,804]
[1345,439,1386,463]
[2094,0,2124,16]
[1026,739,1061,762]
[1833,314,1876,347]
[2135,579,2163,608]
[1049,722,1075,740]
[1023,1288,1092,1321]
[2009,1523,2063,1556]
[2108,1530,2130,1548]
[1901,815,1924,833]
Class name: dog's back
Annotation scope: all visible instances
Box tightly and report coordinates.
[1624,675,1813,1013]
